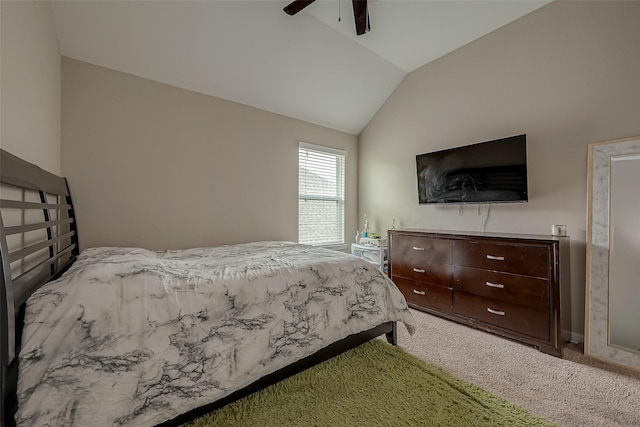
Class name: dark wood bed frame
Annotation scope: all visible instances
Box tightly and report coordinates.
[0,148,397,426]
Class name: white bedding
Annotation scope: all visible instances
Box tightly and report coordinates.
[16,241,415,426]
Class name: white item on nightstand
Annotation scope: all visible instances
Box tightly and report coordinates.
[359,237,387,247]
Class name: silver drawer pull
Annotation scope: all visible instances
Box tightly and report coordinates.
[486,255,505,261]
[485,281,505,289]
[413,268,426,273]
[413,289,426,295]
[487,308,505,316]
[412,246,425,251]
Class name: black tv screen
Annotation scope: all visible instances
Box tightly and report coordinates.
[416,134,528,204]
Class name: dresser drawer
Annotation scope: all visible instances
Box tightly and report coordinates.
[453,266,548,311]
[454,292,549,341]
[392,260,451,287]
[392,235,452,264]
[453,240,549,278]
[393,277,452,313]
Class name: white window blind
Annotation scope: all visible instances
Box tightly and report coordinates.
[298,142,346,245]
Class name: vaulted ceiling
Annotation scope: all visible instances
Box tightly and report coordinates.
[51,0,550,135]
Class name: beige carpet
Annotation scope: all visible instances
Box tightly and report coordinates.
[397,309,640,427]
[562,342,640,381]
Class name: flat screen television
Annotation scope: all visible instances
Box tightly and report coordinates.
[416,134,528,204]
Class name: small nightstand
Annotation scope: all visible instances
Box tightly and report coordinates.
[351,243,388,274]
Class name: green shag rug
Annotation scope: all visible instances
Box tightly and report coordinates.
[188,339,555,427]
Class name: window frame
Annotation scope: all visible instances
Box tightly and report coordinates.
[298,142,346,247]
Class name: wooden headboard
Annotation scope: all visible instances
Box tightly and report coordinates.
[0,149,79,424]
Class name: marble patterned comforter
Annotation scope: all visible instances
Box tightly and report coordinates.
[16,241,415,426]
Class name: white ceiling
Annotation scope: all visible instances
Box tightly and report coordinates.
[51,0,550,135]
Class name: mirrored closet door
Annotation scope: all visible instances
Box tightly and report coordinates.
[586,136,640,371]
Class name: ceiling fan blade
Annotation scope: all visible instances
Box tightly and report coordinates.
[283,0,316,16]
[352,0,370,36]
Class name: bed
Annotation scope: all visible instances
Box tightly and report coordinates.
[0,149,416,426]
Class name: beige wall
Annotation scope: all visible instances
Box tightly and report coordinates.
[61,58,358,251]
[358,1,640,338]
[0,1,60,173]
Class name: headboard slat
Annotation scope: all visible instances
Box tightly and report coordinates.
[0,199,71,210]
[7,231,76,264]
[4,218,74,236]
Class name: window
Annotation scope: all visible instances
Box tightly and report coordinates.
[298,142,346,245]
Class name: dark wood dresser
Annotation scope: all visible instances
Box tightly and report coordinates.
[388,229,568,356]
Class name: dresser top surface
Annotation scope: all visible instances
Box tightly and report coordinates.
[390,228,568,243]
